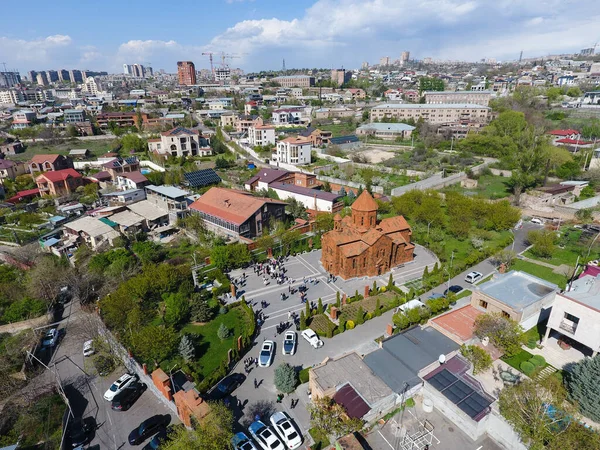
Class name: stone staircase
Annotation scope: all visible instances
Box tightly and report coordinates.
[536,365,557,381]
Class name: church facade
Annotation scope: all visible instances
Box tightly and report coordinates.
[320,191,414,279]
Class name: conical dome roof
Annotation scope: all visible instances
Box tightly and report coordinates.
[351,190,378,212]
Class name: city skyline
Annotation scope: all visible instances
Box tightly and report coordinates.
[0,0,598,73]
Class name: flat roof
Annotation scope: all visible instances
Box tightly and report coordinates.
[128,200,169,221]
[357,123,416,132]
[146,184,189,199]
[424,90,493,95]
[563,274,600,310]
[311,352,393,405]
[270,182,342,202]
[65,216,118,237]
[364,326,459,392]
[372,103,489,110]
[109,210,144,228]
[478,270,557,311]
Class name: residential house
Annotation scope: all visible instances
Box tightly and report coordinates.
[220,112,239,129]
[271,107,304,125]
[63,109,86,123]
[68,149,91,159]
[108,210,146,235]
[298,127,332,146]
[0,140,24,156]
[356,122,415,140]
[248,125,276,147]
[543,273,600,357]
[244,169,318,191]
[471,270,558,330]
[102,156,140,181]
[547,129,581,144]
[145,185,190,224]
[29,154,74,174]
[63,216,120,250]
[343,88,366,101]
[189,187,286,240]
[148,126,212,158]
[275,136,312,165]
[384,89,403,101]
[116,171,149,191]
[6,188,40,204]
[36,168,84,197]
[0,160,26,185]
[102,188,146,206]
[268,182,342,214]
[236,115,263,134]
[12,110,36,129]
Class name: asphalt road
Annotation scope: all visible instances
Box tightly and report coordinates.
[48,301,178,450]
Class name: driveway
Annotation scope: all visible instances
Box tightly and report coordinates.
[50,301,178,450]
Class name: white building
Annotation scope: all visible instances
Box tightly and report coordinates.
[84,77,100,96]
[12,109,36,129]
[248,125,276,147]
[275,136,312,165]
[148,126,212,158]
[0,89,24,105]
[272,107,304,125]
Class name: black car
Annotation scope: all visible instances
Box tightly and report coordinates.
[443,285,464,296]
[69,417,95,448]
[111,381,147,411]
[213,373,246,399]
[142,427,170,450]
[128,415,170,445]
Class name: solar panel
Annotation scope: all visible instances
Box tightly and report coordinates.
[457,391,493,419]
[184,169,222,188]
[442,380,473,404]
[427,369,457,391]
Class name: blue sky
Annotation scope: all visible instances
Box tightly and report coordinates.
[1,0,598,73]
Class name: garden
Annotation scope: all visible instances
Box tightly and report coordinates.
[317,162,416,195]
[444,173,511,200]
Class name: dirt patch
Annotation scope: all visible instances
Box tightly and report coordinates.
[353,148,396,164]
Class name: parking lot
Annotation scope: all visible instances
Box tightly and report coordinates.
[50,301,179,450]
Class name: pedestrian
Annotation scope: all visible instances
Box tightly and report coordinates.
[288,311,291,319]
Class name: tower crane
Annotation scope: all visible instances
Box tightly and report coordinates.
[202,52,217,79]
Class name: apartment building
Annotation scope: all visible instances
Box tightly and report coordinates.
[12,110,36,129]
[177,61,197,85]
[272,75,315,88]
[331,69,352,86]
[275,136,312,165]
[64,109,86,123]
[220,112,239,129]
[424,90,493,106]
[248,125,276,147]
[148,126,212,158]
[370,103,490,126]
[0,89,25,105]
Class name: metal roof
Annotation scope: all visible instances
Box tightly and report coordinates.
[145,184,189,199]
[357,123,415,132]
[329,135,359,145]
[372,103,489,110]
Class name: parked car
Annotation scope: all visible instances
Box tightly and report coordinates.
[249,420,284,450]
[464,271,483,284]
[104,373,138,401]
[111,381,147,411]
[443,285,464,296]
[259,340,275,367]
[301,329,324,349]
[427,293,445,300]
[42,328,59,348]
[128,415,169,445]
[270,412,302,449]
[232,431,258,450]
[83,340,95,357]
[69,417,95,448]
[142,426,171,450]
[282,331,297,356]
[530,218,543,225]
[213,373,246,399]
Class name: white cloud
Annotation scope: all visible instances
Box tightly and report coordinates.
[0,35,75,67]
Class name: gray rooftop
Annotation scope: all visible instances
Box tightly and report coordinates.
[478,270,558,311]
[564,195,600,210]
[424,90,493,95]
[563,274,600,311]
[364,327,459,392]
[372,103,489,110]
[311,352,394,405]
[146,184,189,199]
[357,123,416,132]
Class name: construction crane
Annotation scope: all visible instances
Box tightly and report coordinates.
[220,52,247,68]
[202,52,217,79]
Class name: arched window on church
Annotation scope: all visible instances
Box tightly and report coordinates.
[361,217,364,226]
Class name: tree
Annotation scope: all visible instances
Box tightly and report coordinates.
[190,296,213,322]
[575,208,594,224]
[132,241,164,264]
[374,298,381,317]
[274,363,298,393]
[460,345,492,374]
[317,298,323,315]
[527,229,557,259]
[300,310,307,330]
[27,255,69,303]
[565,355,600,421]
[579,185,596,200]
[163,292,190,329]
[66,124,79,137]
[393,312,410,330]
[121,134,147,153]
[355,306,365,325]
[307,396,363,439]
[422,266,429,279]
[179,335,195,362]
[286,197,308,220]
[305,299,311,318]
[387,273,394,290]
[215,156,231,169]
[474,312,524,356]
[314,213,334,234]
[217,323,230,340]
[493,249,517,269]
[131,325,178,364]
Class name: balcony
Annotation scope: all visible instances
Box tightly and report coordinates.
[559,319,578,334]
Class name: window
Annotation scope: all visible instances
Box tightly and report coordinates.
[479,300,488,309]
[502,311,510,319]
[361,217,364,226]
[564,313,580,324]
[353,259,356,268]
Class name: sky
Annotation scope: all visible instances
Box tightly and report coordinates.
[1,0,599,74]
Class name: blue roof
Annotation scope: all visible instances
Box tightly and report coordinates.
[329,135,359,145]
[49,215,66,223]
[42,237,60,247]
[248,421,266,434]
[358,122,415,132]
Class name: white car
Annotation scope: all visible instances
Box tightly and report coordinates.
[83,340,95,357]
[259,340,275,367]
[103,373,137,401]
[465,271,483,284]
[270,412,303,450]
[301,329,324,349]
[282,331,297,356]
[530,218,543,225]
[249,420,284,450]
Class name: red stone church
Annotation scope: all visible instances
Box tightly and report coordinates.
[321,191,414,279]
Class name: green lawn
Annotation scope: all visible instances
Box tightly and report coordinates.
[11,138,120,161]
[523,247,581,267]
[511,259,568,289]
[501,349,534,371]
[445,175,510,200]
[182,306,251,381]
[455,289,472,300]
[308,428,330,450]
[318,122,357,137]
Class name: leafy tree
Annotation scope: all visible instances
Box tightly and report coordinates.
[527,229,557,259]
[307,396,363,439]
[121,134,147,153]
[286,197,309,220]
[566,86,582,98]
[422,266,429,279]
[27,255,69,303]
[66,124,79,137]
[546,86,564,103]
[565,355,600,421]
[494,249,517,269]
[163,292,190,329]
[274,363,298,393]
[575,208,594,224]
[217,323,230,340]
[313,213,334,234]
[179,335,195,363]
[215,157,231,169]
[579,185,596,200]
[473,312,524,356]
[132,241,164,264]
[1,298,46,323]
[131,325,178,364]
[406,306,422,324]
[460,345,492,374]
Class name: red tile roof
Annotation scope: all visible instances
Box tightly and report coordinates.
[6,188,40,203]
[36,168,81,183]
[548,129,579,136]
[30,154,62,164]
[556,138,593,145]
[120,170,148,184]
[352,190,378,212]
[279,136,311,144]
[189,187,286,226]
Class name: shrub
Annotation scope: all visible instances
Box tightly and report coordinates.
[529,355,546,367]
[355,306,365,325]
[346,320,355,330]
[460,345,493,374]
[300,311,307,330]
[217,323,231,340]
[219,306,228,315]
[520,361,536,376]
[93,355,115,376]
[526,338,537,349]
[374,298,382,317]
[392,313,410,330]
[339,320,346,332]
[317,298,324,315]
[299,367,310,384]
[274,363,298,393]
[365,312,373,321]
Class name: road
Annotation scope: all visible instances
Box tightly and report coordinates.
[48,300,178,450]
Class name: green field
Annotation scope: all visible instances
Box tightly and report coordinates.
[511,259,568,289]
[318,122,357,137]
[523,247,581,267]
[445,175,510,199]
[10,138,120,161]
